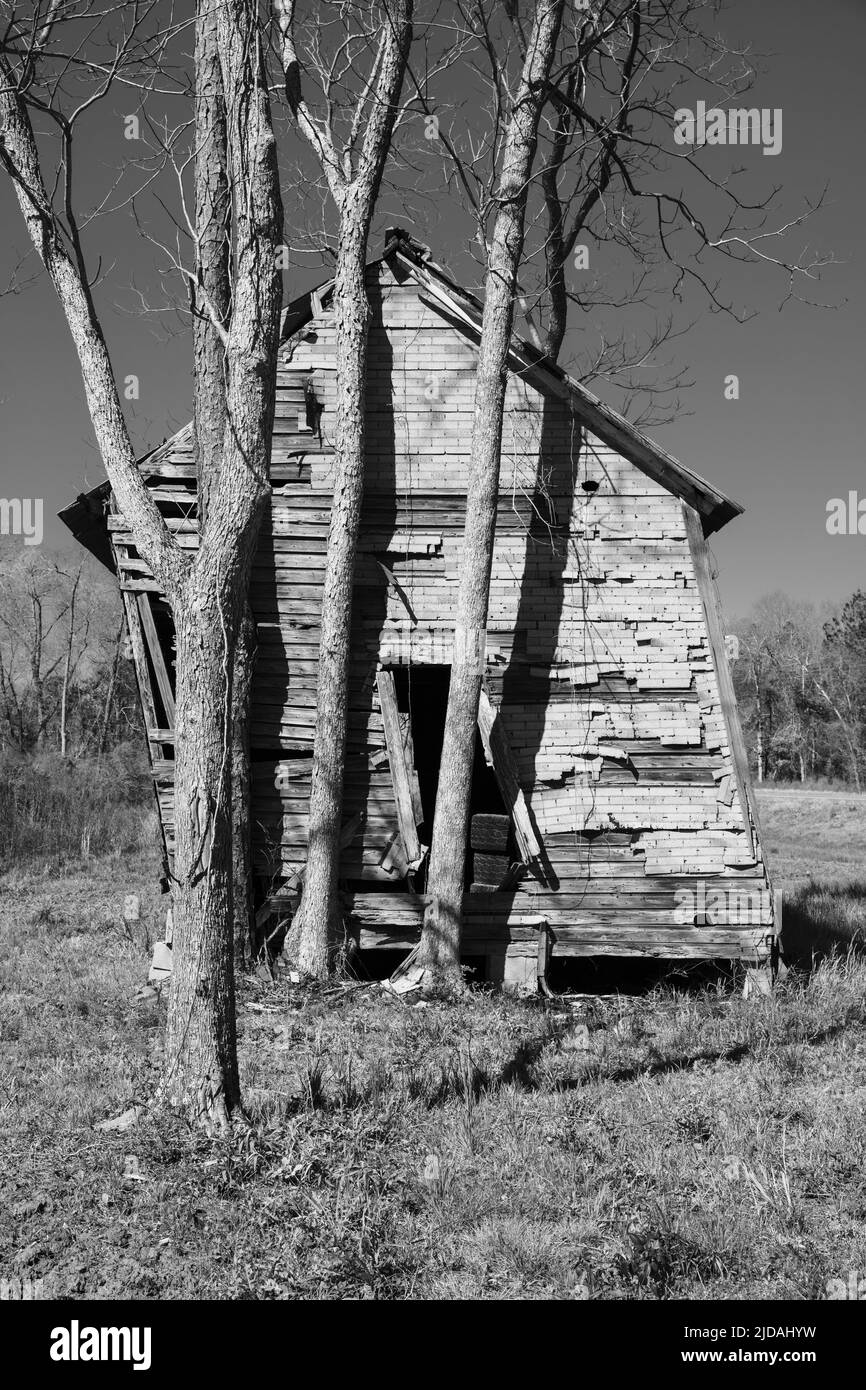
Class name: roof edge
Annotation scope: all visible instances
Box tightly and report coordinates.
[58,483,114,571]
[386,235,744,536]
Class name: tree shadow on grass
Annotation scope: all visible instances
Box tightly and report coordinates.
[493,1017,857,1096]
[780,879,866,970]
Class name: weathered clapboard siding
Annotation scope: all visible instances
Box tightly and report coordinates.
[60,233,774,969]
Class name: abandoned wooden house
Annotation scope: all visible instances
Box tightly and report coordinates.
[60,228,776,987]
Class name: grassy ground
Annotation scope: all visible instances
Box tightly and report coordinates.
[757,785,866,890]
[1,790,865,1301]
[757,786,866,965]
[0,747,154,874]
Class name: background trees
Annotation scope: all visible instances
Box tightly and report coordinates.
[0,549,137,757]
[731,589,866,789]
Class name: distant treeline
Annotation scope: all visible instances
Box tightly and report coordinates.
[0,548,153,867]
[0,547,141,759]
[732,590,866,790]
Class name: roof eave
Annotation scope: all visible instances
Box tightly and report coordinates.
[58,483,115,572]
[388,241,744,536]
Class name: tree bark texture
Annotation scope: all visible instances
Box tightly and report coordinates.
[164,595,241,1125]
[162,0,284,1123]
[231,605,255,967]
[287,220,370,978]
[283,0,414,979]
[192,0,254,971]
[193,0,231,534]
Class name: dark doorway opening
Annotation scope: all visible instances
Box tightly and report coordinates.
[393,664,448,843]
[392,665,513,890]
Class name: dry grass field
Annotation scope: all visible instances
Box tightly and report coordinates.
[758,787,866,965]
[1,786,865,1301]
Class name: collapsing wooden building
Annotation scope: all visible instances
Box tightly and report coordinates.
[60,229,776,987]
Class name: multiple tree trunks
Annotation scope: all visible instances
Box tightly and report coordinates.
[101,251,773,966]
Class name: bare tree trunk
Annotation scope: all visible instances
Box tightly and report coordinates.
[539,80,575,366]
[164,568,270,1126]
[27,587,47,750]
[755,716,764,783]
[278,0,414,979]
[59,568,81,757]
[59,636,70,757]
[544,252,569,366]
[288,221,369,976]
[798,667,807,783]
[31,655,45,750]
[231,606,255,967]
[0,7,282,1126]
[750,666,765,782]
[162,0,283,1123]
[0,653,25,752]
[418,0,565,985]
[164,589,242,1124]
[0,62,184,579]
[193,0,231,535]
[191,0,254,971]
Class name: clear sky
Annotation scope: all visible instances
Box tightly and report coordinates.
[0,0,863,622]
